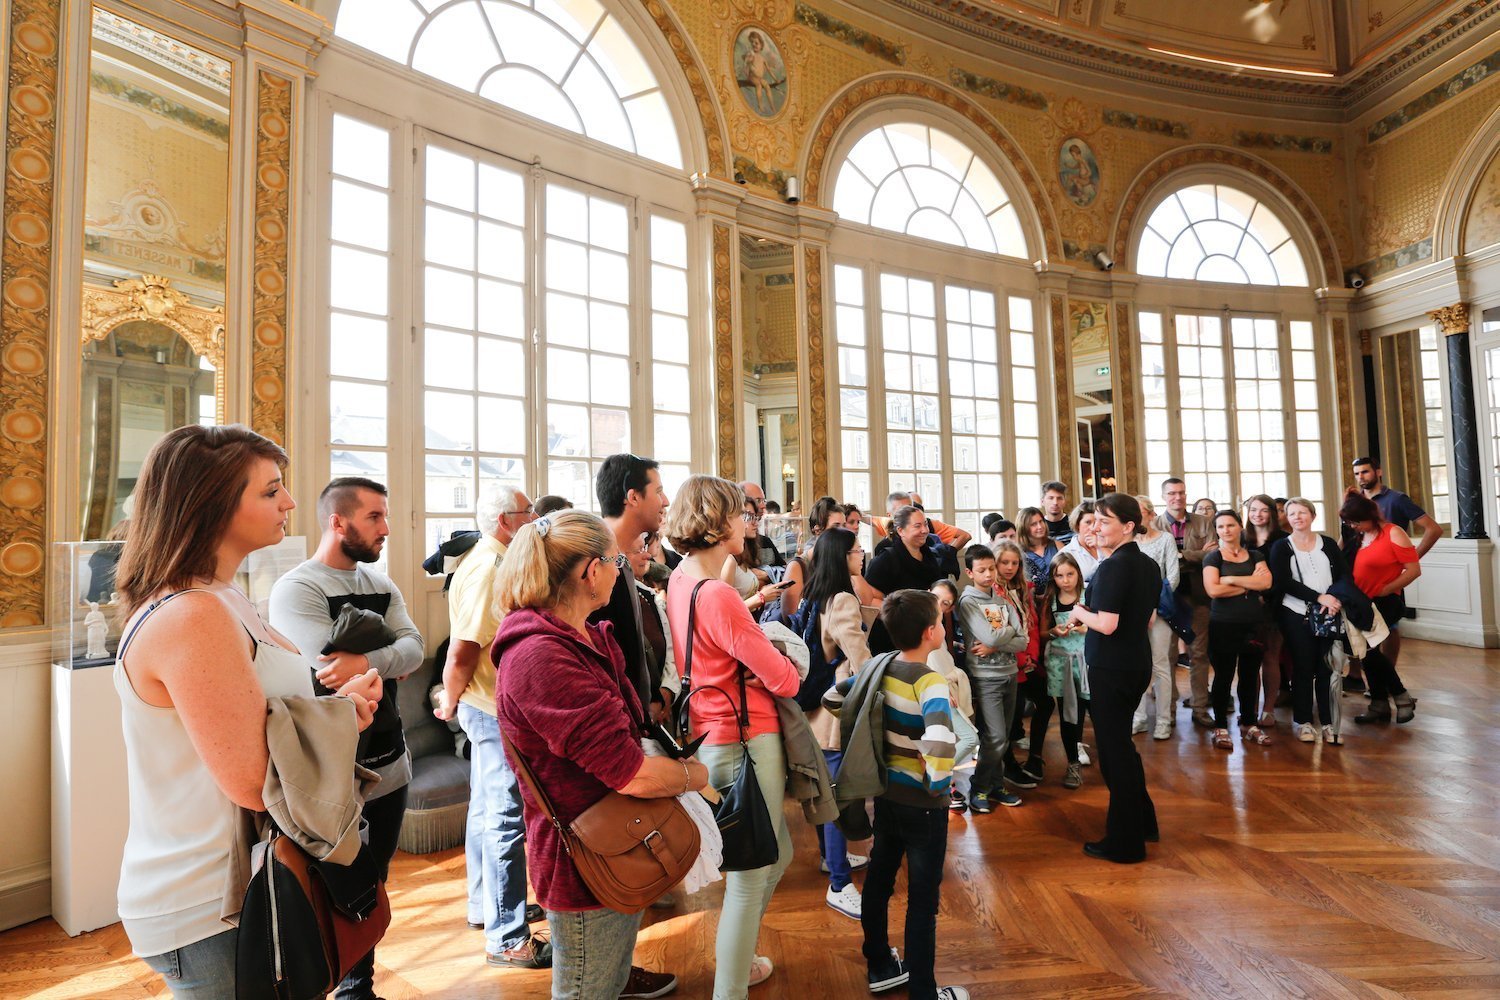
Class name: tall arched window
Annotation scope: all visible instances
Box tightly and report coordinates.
[335,0,682,166]
[317,0,698,586]
[830,115,1043,537]
[1133,179,1327,512]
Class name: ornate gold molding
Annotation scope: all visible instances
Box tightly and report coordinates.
[638,0,728,177]
[1049,296,1077,497]
[1428,303,1471,335]
[1112,303,1139,494]
[803,245,828,498]
[1,0,63,629]
[251,70,293,448]
[801,75,1061,258]
[1333,318,1356,477]
[80,276,227,417]
[1112,147,1341,285]
[712,222,736,479]
[1393,332,1423,507]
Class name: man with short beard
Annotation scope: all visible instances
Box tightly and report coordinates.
[269,476,423,1000]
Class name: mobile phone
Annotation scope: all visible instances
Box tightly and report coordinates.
[773,579,795,590]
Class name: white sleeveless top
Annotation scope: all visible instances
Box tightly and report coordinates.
[114,589,312,957]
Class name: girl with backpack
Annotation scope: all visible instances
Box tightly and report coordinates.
[797,527,872,921]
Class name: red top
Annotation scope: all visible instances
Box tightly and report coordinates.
[666,570,801,745]
[493,607,645,912]
[1351,523,1418,598]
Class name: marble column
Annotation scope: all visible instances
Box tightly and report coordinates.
[1360,330,1381,465]
[1428,304,1488,540]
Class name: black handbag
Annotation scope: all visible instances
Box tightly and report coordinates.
[674,579,779,872]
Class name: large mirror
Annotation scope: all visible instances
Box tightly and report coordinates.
[78,8,231,540]
[739,233,801,510]
[1069,300,1116,498]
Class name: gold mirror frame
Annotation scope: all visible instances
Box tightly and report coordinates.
[80,274,227,414]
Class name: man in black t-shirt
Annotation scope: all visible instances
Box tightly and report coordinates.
[1041,480,1075,542]
[865,505,952,653]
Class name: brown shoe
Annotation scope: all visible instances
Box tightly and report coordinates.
[619,965,678,998]
[486,936,552,969]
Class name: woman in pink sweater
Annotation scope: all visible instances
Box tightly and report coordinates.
[665,475,801,999]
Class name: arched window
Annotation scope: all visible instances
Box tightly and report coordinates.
[833,123,1028,257]
[829,116,1043,536]
[1133,178,1326,511]
[335,0,683,167]
[1137,183,1307,286]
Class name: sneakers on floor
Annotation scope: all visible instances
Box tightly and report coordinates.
[992,789,1023,808]
[1020,756,1045,782]
[1077,743,1092,766]
[1152,721,1172,740]
[968,792,994,814]
[1322,725,1341,745]
[949,789,967,812]
[1297,723,1317,743]
[1015,736,1030,751]
[819,853,869,873]
[1062,763,1082,789]
[1132,717,1149,734]
[619,966,678,998]
[486,936,552,969]
[937,988,972,1000]
[745,956,772,989]
[1003,761,1038,789]
[867,948,909,994]
[826,883,862,920]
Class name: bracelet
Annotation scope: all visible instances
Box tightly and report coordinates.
[680,760,691,794]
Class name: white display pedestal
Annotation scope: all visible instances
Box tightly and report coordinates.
[51,660,129,936]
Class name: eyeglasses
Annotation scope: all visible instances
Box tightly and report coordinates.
[504,505,536,517]
[582,552,628,579]
[741,512,761,523]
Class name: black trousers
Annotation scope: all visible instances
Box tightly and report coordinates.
[861,798,949,1000]
[1208,619,1263,729]
[336,784,408,1000]
[1087,667,1157,856]
[1277,605,1333,725]
[1364,594,1408,699]
[1010,669,1052,760]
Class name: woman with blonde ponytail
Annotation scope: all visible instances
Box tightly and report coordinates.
[492,510,708,1000]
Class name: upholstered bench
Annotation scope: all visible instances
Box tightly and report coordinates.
[394,655,470,854]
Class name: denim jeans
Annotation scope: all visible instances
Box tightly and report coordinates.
[336,784,407,999]
[969,674,1016,795]
[547,907,641,999]
[458,703,530,953]
[861,799,949,1000]
[141,928,237,999]
[699,733,793,1000]
[815,748,851,891]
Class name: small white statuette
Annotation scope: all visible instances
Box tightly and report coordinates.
[85,601,109,659]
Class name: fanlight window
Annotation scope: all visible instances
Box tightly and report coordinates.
[833,123,1028,257]
[1137,183,1308,286]
[335,0,683,168]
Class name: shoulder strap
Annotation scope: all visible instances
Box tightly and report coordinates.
[499,730,570,847]
[678,578,750,740]
[116,589,212,663]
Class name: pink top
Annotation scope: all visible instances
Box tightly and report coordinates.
[666,570,801,745]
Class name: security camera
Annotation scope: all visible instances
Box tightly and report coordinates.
[784,176,800,204]
[1346,270,1366,289]
[1093,251,1114,271]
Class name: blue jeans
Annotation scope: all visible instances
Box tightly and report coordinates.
[547,907,641,999]
[458,703,530,953]
[141,929,237,999]
[815,748,851,891]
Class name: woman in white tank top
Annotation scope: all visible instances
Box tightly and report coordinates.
[112,425,382,999]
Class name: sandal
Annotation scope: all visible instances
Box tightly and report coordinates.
[1211,729,1234,751]
[1242,726,1272,746]
[747,955,774,988]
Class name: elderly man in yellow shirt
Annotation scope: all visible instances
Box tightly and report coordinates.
[434,488,552,970]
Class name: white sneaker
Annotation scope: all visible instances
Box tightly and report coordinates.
[1153,721,1172,740]
[937,988,971,1000]
[826,882,862,919]
[1321,725,1341,745]
[1132,718,1149,734]
[1297,723,1316,743]
[1016,737,1029,751]
[820,853,868,873]
[1077,744,1091,766]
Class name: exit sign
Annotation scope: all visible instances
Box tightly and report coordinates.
[1095,365,1110,376]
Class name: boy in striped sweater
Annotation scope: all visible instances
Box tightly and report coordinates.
[834,589,966,1000]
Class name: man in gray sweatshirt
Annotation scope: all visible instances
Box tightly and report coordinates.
[956,544,1027,812]
[269,476,422,1000]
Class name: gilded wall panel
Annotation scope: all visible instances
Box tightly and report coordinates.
[1112,303,1139,494]
[0,0,62,629]
[712,222,736,479]
[804,244,828,498]
[1334,319,1356,477]
[1048,296,1076,497]
[250,70,292,449]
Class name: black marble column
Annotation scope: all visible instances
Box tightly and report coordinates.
[1443,326,1488,539]
[1361,345,1380,464]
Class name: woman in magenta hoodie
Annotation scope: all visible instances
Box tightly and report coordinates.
[493,510,708,1000]
[665,475,803,999]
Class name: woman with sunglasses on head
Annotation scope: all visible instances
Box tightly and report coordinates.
[665,476,803,998]
[1340,491,1421,724]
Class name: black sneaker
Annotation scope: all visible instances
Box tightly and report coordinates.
[868,947,909,993]
[1003,761,1038,790]
[949,789,967,812]
[1020,756,1045,783]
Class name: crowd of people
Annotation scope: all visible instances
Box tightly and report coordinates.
[111,422,1439,1000]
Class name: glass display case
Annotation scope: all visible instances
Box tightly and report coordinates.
[52,540,127,667]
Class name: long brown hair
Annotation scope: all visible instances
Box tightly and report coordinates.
[116,424,288,618]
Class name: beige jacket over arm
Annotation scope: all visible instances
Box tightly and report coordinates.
[809,591,871,750]
[1155,511,1215,600]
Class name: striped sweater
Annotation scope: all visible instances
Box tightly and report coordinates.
[829,657,956,809]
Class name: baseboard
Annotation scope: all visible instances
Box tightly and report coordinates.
[1402,620,1500,648]
[0,861,51,932]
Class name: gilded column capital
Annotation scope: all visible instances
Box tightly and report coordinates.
[1427,304,1470,336]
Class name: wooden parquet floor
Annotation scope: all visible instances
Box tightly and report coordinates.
[4,638,1499,999]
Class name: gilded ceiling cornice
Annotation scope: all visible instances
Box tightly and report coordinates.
[885,0,1498,113]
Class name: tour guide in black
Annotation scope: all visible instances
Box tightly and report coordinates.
[1067,493,1162,864]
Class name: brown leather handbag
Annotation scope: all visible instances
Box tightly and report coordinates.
[503,732,701,914]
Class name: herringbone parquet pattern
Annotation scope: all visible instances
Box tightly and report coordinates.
[4,639,1497,998]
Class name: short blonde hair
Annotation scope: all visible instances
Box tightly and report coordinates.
[663,475,743,552]
[1284,496,1317,518]
[494,510,613,613]
[1134,494,1156,519]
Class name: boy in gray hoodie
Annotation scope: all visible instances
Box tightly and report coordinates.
[956,543,1027,812]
